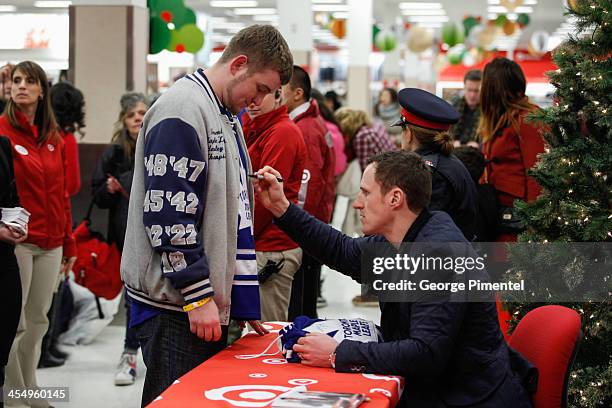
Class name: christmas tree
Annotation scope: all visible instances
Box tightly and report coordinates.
[503,1,612,406]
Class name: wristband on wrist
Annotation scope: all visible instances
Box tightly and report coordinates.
[183,296,212,312]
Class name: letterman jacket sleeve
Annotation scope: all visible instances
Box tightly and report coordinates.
[142,118,212,304]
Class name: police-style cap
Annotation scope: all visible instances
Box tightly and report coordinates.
[390,88,460,131]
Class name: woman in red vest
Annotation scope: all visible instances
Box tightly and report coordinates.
[0,61,75,406]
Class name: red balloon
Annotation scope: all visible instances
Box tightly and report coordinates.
[161,10,173,23]
[176,44,185,53]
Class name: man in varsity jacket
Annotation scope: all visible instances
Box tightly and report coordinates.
[120,25,293,407]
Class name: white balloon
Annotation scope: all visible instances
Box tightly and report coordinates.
[530,30,550,53]
[466,24,484,48]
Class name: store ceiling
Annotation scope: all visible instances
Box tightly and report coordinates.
[3,0,570,50]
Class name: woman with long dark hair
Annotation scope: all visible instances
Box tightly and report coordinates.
[0,60,76,407]
[479,57,545,242]
[92,92,147,386]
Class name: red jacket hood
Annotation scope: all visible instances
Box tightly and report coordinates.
[243,105,290,145]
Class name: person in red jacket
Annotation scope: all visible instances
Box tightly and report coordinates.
[0,61,76,407]
[480,57,546,242]
[282,66,335,319]
[243,88,307,322]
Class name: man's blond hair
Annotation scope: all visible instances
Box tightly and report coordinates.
[218,25,293,85]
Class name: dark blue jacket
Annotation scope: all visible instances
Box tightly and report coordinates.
[275,204,533,407]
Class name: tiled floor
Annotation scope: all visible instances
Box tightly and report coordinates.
[35,198,381,408]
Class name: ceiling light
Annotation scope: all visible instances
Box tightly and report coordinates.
[252,14,279,21]
[401,9,446,16]
[34,1,71,7]
[210,1,257,7]
[399,2,442,9]
[488,6,533,13]
[0,5,17,12]
[212,22,246,29]
[488,0,537,4]
[233,8,276,15]
[406,15,449,23]
[311,4,350,12]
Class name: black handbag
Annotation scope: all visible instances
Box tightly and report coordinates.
[497,205,525,234]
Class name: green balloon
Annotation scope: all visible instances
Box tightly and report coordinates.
[447,44,466,65]
[149,0,183,13]
[463,16,478,36]
[150,16,172,54]
[495,14,508,27]
[517,13,530,27]
[372,24,381,44]
[375,30,397,52]
[168,23,204,53]
[173,7,196,29]
[442,22,464,47]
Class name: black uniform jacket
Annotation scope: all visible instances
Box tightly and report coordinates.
[417,147,479,242]
[275,204,533,407]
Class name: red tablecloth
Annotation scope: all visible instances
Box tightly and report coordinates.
[149,322,404,407]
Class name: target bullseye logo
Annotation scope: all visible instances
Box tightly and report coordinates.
[288,379,318,386]
[249,373,268,378]
[262,358,287,365]
[370,387,392,397]
[204,385,292,407]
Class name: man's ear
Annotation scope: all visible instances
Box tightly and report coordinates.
[294,87,304,102]
[229,55,248,76]
[388,187,405,209]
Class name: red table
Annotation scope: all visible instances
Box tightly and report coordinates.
[148,322,404,407]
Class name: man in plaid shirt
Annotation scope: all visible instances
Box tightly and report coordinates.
[353,120,397,171]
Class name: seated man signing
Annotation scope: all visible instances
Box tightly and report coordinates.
[253,150,533,408]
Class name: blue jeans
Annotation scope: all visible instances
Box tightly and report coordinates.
[134,312,228,407]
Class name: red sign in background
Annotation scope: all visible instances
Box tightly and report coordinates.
[149,322,403,407]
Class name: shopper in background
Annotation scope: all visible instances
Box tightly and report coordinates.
[282,65,335,319]
[374,87,402,146]
[243,88,306,322]
[50,82,85,196]
[0,64,14,113]
[0,135,27,407]
[450,70,482,147]
[121,25,292,406]
[310,89,347,177]
[324,90,342,112]
[92,92,147,386]
[36,81,87,369]
[392,88,478,242]
[335,107,397,173]
[0,60,76,408]
[479,57,545,242]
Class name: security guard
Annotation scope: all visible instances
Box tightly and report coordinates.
[391,88,479,241]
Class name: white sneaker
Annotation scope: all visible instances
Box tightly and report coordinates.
[114,353,137,386]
